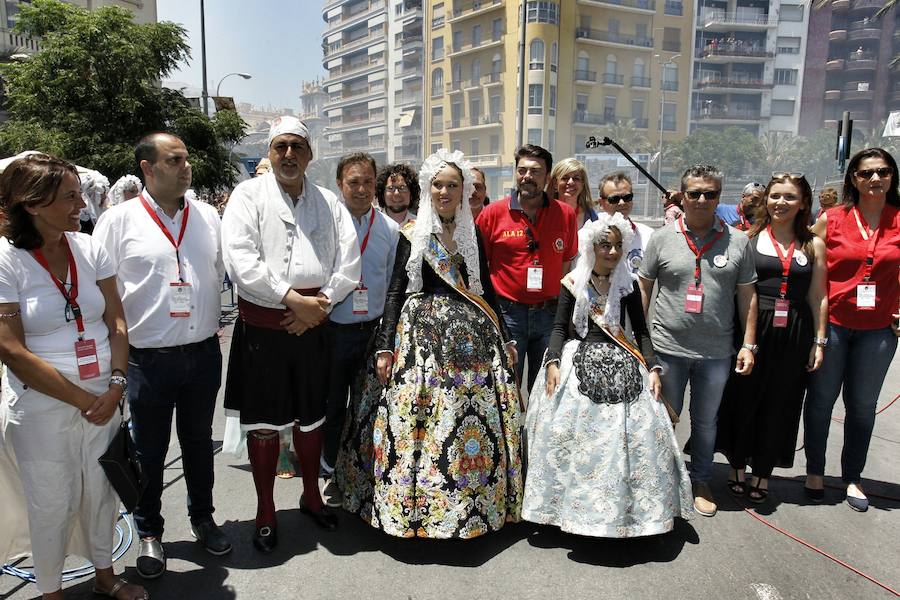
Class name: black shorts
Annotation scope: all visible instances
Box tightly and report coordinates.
[224,319,331,429]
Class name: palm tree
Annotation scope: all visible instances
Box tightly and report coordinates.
[760,131,799,173]
[598,119,653,154]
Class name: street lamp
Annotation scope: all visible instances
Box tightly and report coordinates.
[655,52,681,186]
[216,72,252,97]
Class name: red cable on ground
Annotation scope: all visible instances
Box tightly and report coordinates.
[795,393,900,451]
[742,507,900,597]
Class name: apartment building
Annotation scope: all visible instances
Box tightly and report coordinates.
[425,0,693,201]
[299,79,329,160]
[799,1,899,137]
[690,0,809,136]
[320,0,424,165]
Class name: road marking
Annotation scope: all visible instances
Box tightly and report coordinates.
[751,583,783,600]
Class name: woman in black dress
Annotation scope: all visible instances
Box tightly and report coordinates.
[715,174,828,503]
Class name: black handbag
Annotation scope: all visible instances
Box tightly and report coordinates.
[98,399,147,513]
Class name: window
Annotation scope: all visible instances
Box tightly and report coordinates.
[604,95,617,120]
[662,102,676,130]
[471,58,481,84]
[471,138,480,156]
[771,99,795,116]
[432,2,445,28]
[490,94,502,115]
[451,101,462,121]
[662,63,678,90]
[549,85,557,117]
[492,18,503,41]
[779,4,803,22]
[490,135,500,154]
[432,37,444,60]
[431,106,443,133]
[774,69,798,85]
[606,54,617,75]
[664,0,683,16]
[452,139,461,152]
[776,36,801,55]
[530,38,545,70]
[576,93,589,113]
[470,96,482,119]
[431,68,444,96]
[550,42,558,72]
[632,98,644,119]
[577,51,589,73]
[635,23,647,41]
[528,84,544,114]
[452,62,462,85]
[472,24,482,46]
[452,30,462,52]
[526,2,559,24]
[431,143,441,154]
[527,128,542,145]
[634,58,646,79]
[608,19,619,34]
[492,53,502,74]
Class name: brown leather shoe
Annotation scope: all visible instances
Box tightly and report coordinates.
[693,482,718,517]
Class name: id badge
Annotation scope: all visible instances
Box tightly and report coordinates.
[773,298,790,328]
[526,266,544,292]
[169,282,192,317]
[857,284,876,310]
[352,286,369,315]
[75,338,100,380]
[685,283,703,313]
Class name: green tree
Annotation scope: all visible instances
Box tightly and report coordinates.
[598,119,653,154]
[0,0,245,191]
[668,127,765,179]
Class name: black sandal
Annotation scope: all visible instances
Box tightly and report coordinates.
[727,469,746,497]
[748,478,769,504]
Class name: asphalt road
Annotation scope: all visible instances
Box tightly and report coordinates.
[2,305,898,600]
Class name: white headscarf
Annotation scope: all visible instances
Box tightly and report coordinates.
[266,115,310,147]
[76,167,110,220]
[108,174,142,206]
[406,148,481,295]
[570,212,636,338]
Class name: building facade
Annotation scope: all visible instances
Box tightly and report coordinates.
[689,0,809,136]
[799,0,899,137]
[424,0,693,202]
[320,0,424,166]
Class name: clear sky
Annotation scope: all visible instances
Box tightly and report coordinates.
[156,0,327,111]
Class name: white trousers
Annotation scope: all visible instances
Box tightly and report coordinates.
[2,373,119,593]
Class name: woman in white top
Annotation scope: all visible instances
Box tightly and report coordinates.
[0,155,146,600]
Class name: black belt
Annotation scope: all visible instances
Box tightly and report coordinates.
[130,335,216,354]
[330,319,378,331]
[502,297,558,310]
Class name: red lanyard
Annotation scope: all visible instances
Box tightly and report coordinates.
[359,207,376,256]
[678,216,725,284]
[852,206,888,281]
[766,225,796,298]
[140,193,190,281]
[31,236,85,339]
[738,205,749,231]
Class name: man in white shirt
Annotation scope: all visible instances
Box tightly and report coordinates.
[93,132,230,580]
[321,153,399,506]
[221,116,360,553]
[598,172,654,274]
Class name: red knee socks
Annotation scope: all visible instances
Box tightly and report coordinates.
[293,426,324,513]
[247,431,280,528]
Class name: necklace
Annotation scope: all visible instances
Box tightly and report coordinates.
[591,270,610,281]
[439,215,455,225]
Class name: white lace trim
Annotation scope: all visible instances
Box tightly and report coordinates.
[108,174,142,206]
[406,149,482,295]
[571,213,637,338]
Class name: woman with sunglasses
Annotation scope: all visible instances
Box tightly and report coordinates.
[523,213,693,537]
[714,173,827,504]
[805,148,900,511]
[549,159,597,227]
[0,155,147,599]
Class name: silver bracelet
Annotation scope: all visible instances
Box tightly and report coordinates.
[109,374,128,396]
[0,309,21,319]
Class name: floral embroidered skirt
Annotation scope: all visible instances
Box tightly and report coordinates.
[334,292,523,539]
[523,339,693,538]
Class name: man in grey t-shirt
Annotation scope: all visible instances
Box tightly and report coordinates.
[638,164,758,518]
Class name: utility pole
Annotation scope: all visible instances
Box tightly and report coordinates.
[516,1,527,149]
[201,0,209,116]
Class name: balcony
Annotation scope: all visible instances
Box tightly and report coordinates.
[324,1,386,35]
[446,114,502,130]
[845,51,877,71]
[398,33,423,51]
[446,80,464,93]
[631,76,651,88]
[325,85,384,108]
[695,76,770,93]
[573,70,598,82]
[396,62,422,78]
[829,28,848,42]
[576,28,653,50]
[824,89,842,101]
[326,114,387,133]
[692,107,761,122]
[468,153,503,167]
[848,21,881,41]
[481,71,502,86]
[832,0,849,10]
[843,89,875,101]
[700,11,777,31]
[662,80,679,91]
[696,44,773,63]
[324,30,386,59]
[573,111,624,125]
[575,0,655,15]
[394,90,423,107]
[448,35,503,58]
[851,0,884,10]
[449,0,503,23]
[394,144,423,160]
[397,1,422,22]
[893,83,900,102]
[324,140,387,156]
[602,72,625,85]
[825,58,846,71]
[664,1,684,16]
[325,59,385,84]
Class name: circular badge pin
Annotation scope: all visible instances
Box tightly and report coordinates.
[554,238,564,252]
[628,253,643,270]
[795,253,808,267]
[713,254,727,268]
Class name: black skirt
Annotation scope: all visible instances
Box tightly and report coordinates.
[224,318,331,428]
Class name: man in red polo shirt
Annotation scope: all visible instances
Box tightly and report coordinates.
[476,144,578,392]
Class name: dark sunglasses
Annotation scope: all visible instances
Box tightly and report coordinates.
[525,226,539,252]
[605,193,634,204]
[684,190,721,200]
[855,167,893,180]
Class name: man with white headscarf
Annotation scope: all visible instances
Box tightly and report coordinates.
[221,116,360,552]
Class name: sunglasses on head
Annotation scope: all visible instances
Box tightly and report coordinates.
[855,167,893,180]
[605,193,634,204]
[772,171,805,179]
[684,190,721,200]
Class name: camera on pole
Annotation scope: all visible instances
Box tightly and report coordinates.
[836,111,853,175]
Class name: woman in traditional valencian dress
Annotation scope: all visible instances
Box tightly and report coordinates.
[335,148,523,539]
[523,213,693,538]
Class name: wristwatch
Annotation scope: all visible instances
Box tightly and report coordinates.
[814,337,828,347]
[109,374,128,394]
[741,343,759,355]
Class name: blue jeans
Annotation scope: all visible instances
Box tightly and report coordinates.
[804,324,897,484]
[497,297,556,393]
[127,336,222,539]
[657,352,732,484]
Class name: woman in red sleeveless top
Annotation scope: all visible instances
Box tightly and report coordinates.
[805,148,900,512]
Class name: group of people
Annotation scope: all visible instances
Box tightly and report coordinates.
[0,115,896,600]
